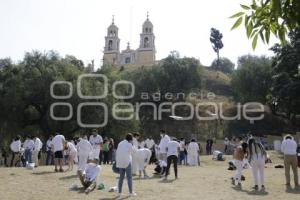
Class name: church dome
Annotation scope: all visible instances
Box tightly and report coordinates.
[143,18,153,28]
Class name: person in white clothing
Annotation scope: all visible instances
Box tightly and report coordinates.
[77,136,93,171]
[116,133,136,197]
[145,137,155,149]
[78,158,101,194]
[89,130,103,162]
[164,138,180,180]
[46,135,53,165]
[51,133,66,172]
[281,135,299,187]
[10,135,22,167]
[158,130,170,163]
[187,139,200,166]
[33,137,43,167]
[248,138,266,191]
[65,141,77,171]
[136,148,152,178]
[131,133,140,175]
[23,136,34,164]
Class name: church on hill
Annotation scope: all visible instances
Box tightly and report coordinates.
[102,14,156,67]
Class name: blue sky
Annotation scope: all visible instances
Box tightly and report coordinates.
[0,0,277,67]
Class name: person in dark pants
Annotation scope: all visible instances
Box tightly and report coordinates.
[164,138,180,180]
[206,138,213,155]
[10,135,21,167]
[46,135,54,165]
[108,138,115,164]
[102,139,110,165]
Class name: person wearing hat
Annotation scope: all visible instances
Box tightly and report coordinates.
[281,134,299,187]
[78,158,101,194]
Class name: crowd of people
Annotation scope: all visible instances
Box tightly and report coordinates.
[1,130,299,196]
[231,134,299,191]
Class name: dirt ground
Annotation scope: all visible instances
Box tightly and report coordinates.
[0,151,299,200]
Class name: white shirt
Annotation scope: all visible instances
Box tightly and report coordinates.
[89,135,103,149]
[84,163,101,182]
[46,139,52,151]
[10,140,21,152]
[145,139,155,149]
[132,137,139,149]
[188,142,199,155]
[281,139,297,155]
[166,141,180,157]
[23,139,34,151]
[179,141,185,151]
[34,138,43,151]
[67,142,77,153]
[159,135,171,154]
[77,138,93,154]
[51,135,65,152]
[136,148,152,163]
[116,140,133,168]
[139,141,146,148]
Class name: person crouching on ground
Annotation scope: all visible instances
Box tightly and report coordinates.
[65,141,77,171]
[248,138,267,191]
[136,148,152,179]
[78,158,101,194]
[232,142,248,188]
[116,133,137,197]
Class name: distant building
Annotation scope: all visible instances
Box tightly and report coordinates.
[102,14,156,67]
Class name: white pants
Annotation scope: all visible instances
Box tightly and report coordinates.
[132,152,138,174]
[188,154,198,166]
[32,150,39,166]
[234,160,243,183]
[250,156,265,186]
[91,148,100,160]
[78,153,89,171]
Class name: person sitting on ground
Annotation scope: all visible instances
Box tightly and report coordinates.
[136,148,152,179]
[78,158,101,194]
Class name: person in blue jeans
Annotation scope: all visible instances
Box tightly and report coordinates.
[23,136,34,164]
[116,133,136,197]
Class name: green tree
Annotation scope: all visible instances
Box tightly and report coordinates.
[231,55,272,103]
[210,28,224,70]
[211,57,235,74]
[230,0,300,48]
[268,29,300,123]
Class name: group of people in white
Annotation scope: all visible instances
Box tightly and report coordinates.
[6,130,299,196]
[232,134,299,191]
